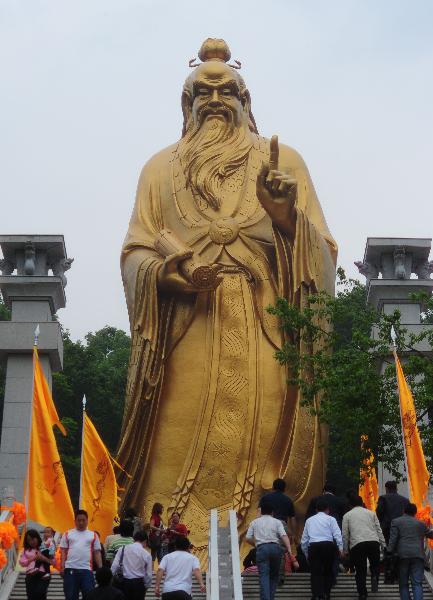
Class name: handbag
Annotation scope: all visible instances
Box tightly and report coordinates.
[113,546,126,585]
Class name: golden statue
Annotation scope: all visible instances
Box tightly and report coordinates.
[118,38,337,554]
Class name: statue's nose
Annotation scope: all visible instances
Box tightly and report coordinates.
[208,89,222,107]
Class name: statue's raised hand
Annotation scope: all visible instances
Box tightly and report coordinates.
[256,135,297,238]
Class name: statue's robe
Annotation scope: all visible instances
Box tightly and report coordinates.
[118,134,337,554]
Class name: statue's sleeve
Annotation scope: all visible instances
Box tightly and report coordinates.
[121,162,163,338]
[275,146,337,300]
[119,162,169,434]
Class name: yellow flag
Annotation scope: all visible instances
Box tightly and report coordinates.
[394,352,430,509]
[80,412,117,542]
[359,436,378,511]
[27,348,74,532]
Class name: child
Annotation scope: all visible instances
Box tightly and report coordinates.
[36,526,56,579]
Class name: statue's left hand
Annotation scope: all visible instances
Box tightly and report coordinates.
[256,135,297,239]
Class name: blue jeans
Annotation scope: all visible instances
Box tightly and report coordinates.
[256,543,283,600]
[398,557,424,600]
[63,569,95,600]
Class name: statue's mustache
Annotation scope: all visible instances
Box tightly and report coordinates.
[197,105,233,125]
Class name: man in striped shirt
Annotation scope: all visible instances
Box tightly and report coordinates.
[106,520,134,564]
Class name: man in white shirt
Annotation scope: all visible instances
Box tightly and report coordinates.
[60,509,103,600]
[342,494,385,599]
[111,530,152,600]
[246,501,293,600]
[155,536,205,600]
[301,498,343,600]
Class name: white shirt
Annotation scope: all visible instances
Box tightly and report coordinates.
[111,542,152,581]
[301,512,343,557]
[342,506,385,552]
[159,551,200,595]
[60,528,101,570]
[246,515,287,546]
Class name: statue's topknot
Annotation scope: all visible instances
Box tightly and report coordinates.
[189,38,241,69]
[198,38,231,63]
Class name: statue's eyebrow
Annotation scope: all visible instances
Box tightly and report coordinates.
[193,79,240,93]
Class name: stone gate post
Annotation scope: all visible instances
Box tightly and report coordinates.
[0,235,72,503]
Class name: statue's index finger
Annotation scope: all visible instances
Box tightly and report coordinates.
[269,135,279,171]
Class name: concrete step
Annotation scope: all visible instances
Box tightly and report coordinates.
[9,572,433,599]
[242,573,433,599]
[9,573,207,599]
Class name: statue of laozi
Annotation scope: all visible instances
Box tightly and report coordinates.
[118,38,337,556]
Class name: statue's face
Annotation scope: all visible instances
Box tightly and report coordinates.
[190,62,244,129]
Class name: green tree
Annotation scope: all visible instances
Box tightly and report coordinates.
[53,326,131,507]
[268,269,433,487]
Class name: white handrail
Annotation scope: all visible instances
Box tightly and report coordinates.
[209,509,219,600]
[0,509,19,595]
[229,510,243,600]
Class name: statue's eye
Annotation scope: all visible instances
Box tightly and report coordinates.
[221,89,233,96]
[197,88,211,96]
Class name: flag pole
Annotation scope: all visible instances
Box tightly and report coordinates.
[79,395,86,509]
[391,326,411,497]
[25,325,40,521]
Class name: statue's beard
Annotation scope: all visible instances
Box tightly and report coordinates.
[178,114,253,210]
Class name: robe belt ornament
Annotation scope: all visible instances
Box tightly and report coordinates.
[208,217,240,244]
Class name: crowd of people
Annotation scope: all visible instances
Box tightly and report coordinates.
[16,481,433,600]
[244,478,433,600]
[18,504,197,600]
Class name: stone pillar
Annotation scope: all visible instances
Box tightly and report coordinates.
[356,237,433,498]
[0,235,72,502]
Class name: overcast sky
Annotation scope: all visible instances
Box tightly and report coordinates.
[1,0,433,340]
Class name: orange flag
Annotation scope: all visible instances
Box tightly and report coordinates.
[393,350,432,538]
[359,435,379,511]
[80,410,117,542]
[394,351,430,507]
[27,347,74,532]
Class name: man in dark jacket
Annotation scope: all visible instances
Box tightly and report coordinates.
[84,567,124,599]
[305,483,346,528]
[377,481,410,543]
[377,480,410,584]
[259,479,296,537]
[388,503,433,600]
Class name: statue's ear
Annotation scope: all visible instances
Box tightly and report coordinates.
[241,89,251,110]
[242,89,259,134]
[181,90,193,137]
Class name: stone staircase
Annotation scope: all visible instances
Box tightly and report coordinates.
[242,572,433,599]
[8,574,207,599]
[8,572,433,599]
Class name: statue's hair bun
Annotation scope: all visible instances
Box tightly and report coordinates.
[198,38,231,63]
